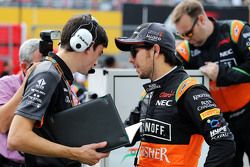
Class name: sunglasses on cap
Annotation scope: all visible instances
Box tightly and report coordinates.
[176,17,198,39]
[130,44,153,58]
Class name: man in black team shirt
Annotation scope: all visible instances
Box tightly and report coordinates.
[7,14,109,167]
[172,0,250,166]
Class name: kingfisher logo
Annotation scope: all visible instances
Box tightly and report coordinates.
[36,79,46,89]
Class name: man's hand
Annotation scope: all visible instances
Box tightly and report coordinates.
[199,62,219,81]
[72,141,109,166]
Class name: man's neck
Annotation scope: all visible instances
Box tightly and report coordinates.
[152,62,176,81]
[206,19,214,39]
[56,49,76,73]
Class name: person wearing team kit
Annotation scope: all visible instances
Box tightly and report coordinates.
[115,22,235,167]
[7,14,109,167]
[172,0,250,166]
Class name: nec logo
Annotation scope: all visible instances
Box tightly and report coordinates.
[156,100,173,106]
[220,48,233,58]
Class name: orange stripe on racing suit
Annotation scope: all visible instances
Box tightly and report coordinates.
[209,81,250,112]
[175,77,199,102]
[138,134,204,167]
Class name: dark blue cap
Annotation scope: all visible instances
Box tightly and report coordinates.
[115,23,175,53]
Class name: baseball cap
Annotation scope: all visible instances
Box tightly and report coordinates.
[115,23,176,53]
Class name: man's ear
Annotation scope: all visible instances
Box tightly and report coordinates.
[198,14,206,25]
[153,44,160,56]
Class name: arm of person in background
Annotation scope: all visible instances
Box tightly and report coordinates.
[200,24,250,86]
[8,115,109,166]
[179,86,235,167]
[0,63,38,133]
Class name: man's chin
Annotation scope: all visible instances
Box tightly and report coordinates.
[138,73,148,79]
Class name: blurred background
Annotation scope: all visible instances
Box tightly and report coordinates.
[0,0,249,74]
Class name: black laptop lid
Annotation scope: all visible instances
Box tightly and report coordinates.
[48,94,129,152]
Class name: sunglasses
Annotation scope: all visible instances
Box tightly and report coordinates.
[130,45,153,58]
[176,17,198,39]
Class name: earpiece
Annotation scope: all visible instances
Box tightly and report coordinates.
[70,28,93,52]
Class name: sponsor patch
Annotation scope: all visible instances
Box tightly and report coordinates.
[141,118,171,141]
[200,108,220,120]
[219,48,233,58]
[209,125,230,140]
[207,119,221,128]
[155,100,173,107]
[193,93,211,100]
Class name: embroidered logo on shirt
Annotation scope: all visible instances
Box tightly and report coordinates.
[36,79,46,90]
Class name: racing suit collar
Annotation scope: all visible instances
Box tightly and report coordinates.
[49,52,74,84]
[143,66,178,93]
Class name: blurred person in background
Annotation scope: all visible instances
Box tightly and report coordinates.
[0,59,13,77]
[0,38,42,167]
[172,0,250,166]
[103,56,119,68]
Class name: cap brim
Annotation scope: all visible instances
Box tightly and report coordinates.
[115,37,145,51]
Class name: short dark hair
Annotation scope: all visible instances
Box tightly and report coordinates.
[160,47,178,66]
[60,14,108,51]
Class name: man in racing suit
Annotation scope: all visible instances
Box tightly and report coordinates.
[172,0,250,166]
[115,22,235,167]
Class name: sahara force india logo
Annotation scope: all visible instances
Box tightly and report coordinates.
[36,79,46,90]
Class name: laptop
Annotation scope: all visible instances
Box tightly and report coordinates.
[48,94,130,152]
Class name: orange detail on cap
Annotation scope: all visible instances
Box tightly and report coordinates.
[230,20,244,43]
[176,40,190,62]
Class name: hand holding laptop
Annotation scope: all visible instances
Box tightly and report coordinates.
[70,141,109,166]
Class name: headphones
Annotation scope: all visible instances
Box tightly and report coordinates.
[70,14,98,52]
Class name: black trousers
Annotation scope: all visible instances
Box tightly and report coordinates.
[223,102,250,167]
[0,154,25,167]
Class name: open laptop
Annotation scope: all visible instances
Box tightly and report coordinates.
[48,94,130,152]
